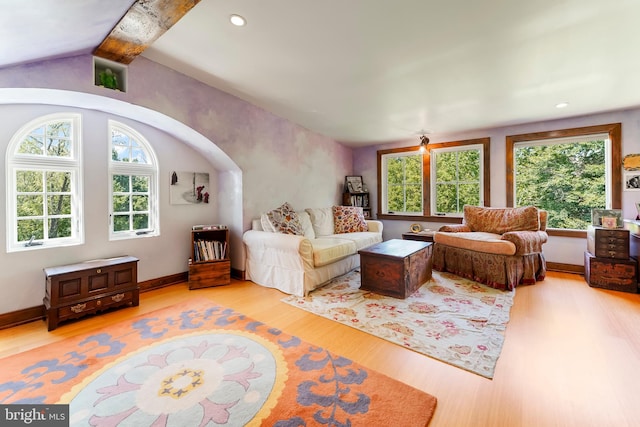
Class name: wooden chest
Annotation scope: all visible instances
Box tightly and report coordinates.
[587,225,629,259]
[358,239,432,299]
[43,256,139,331]
[584,251,637,293]
[188,260,231,289]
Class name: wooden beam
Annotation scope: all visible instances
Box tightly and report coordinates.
[93,0,201,64]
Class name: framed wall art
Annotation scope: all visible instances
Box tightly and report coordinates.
[624,172,640,191]
[170,171,210,204]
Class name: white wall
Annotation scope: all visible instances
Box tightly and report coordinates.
[353,107,640,267]
[0,105,219,313]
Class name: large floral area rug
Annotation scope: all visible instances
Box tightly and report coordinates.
[282,270,515,379]
[0,298,437,426]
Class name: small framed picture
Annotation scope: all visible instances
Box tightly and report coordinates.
[624,172,640,191]
[345,176,364,193]
[601,217,617,228]
[591,209,622,227]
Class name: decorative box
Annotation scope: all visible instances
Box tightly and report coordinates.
[586,225,629,259]
[584,251,637,293]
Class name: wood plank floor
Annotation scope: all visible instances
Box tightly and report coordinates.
[1,271,639,426]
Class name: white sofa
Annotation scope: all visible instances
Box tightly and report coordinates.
[243,206,383,296]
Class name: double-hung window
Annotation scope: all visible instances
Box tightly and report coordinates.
[109,121,159,239]
[380,150,423,215]
[430,143,484,215]
[378,137,489,218]
[6,113,83,251]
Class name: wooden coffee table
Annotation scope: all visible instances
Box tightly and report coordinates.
[358,239,433,299]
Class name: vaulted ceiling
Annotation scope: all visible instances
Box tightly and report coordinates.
[2,0,640,147]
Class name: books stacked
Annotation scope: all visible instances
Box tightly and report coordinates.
[193,239,227,261]
[192,224,228,231]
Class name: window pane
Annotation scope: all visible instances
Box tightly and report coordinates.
[46,138,71,157]
[132,175,149,192]
[458,150,480,181]
[113,215,130,232]
[112,145,131,162]
[112,175,130,192]
[387,158,404,184]
[113,195,130,212]
[133,214,149,229]
[435,184,457,212]
[48,217,72,238]
[387,185,405,212]
[46,171,71,192]
[433,147,481,214]
[18,135,44,155]
[16,170,43,192]
[435,152,456,181]
[515,140,605,229]
[18,219,44,241]
[132,195,148,211]
[17,195,43,216]
[47,195,71,215]
[405,185,423,212]
[459,183,480,207]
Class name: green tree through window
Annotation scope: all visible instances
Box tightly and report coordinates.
[6,114,82,251]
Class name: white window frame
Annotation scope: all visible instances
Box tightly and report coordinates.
[5,113,83,252]
[380,150,423,216]
[429,143,485,217]
[108,120,159,240]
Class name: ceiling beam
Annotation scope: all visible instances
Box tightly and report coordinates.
[93,0,201,64]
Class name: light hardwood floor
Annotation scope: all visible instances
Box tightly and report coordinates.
[1,271,640,427]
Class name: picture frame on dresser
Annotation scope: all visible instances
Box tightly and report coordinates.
[591,209,622,227]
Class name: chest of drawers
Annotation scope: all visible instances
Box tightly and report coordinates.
[43,256,139,331]
[587,225,629,259]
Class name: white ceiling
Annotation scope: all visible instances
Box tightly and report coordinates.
[3,0,640,147]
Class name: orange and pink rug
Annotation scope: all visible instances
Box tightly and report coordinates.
[0,298,436,426]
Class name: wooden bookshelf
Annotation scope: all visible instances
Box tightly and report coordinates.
[188,228,230,289]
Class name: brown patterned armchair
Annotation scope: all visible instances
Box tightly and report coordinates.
[432,205,548,290]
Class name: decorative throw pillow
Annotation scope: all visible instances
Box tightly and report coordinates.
[333,206,368,234]
[264,202,304,235]
[305,207,335,236]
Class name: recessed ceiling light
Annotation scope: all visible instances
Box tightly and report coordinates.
[555,102,569,109]
[229,14,246,26]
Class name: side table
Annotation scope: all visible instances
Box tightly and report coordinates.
[402,232,434,243]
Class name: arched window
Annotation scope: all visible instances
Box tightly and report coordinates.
[6,113,83,251]
[109,120,159,239]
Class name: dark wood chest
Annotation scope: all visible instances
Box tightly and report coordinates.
[358,239,432,299]
[587,225,629,259]
[43,256,139,330]
[584,251,637,293]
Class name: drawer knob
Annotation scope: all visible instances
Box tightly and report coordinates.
[70,303,87,313]
[96,300,101,306]
[96,268,102,273]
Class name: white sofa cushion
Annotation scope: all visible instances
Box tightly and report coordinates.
[434,231,516,256]
[310,237,357,267]
[297,211,316,239]
[305,207,335,236]
[332,232,383,251]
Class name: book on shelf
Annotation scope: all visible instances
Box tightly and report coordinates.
[193,239,228,261]
[192,224,228,231]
